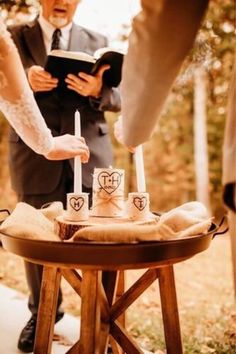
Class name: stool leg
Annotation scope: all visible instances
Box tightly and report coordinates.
[34,266,61,354]
[79,270,101,354]
[100,271,119,354]
[116,271,125,328]
[157,266,183,354]
[113,271,125,354]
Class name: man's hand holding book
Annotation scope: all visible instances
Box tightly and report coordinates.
[44,48,124,92]
[28,65,59,93]
[65,64,110,98]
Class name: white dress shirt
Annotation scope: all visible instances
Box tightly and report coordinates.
[38,14,72,54]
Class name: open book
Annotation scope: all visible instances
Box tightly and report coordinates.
[44,47,124,89]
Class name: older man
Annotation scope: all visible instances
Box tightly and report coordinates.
[9,0,120,352]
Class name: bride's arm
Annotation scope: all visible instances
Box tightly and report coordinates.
[0,21,54,155]
[0,21,89,162]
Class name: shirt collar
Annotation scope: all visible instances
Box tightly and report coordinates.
[38,14,73,43]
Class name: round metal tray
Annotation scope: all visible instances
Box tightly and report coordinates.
[0,222,225,270]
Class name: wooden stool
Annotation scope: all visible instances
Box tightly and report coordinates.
[1,225,217,354]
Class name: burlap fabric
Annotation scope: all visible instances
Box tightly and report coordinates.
[0,202,63,241]
[72,201,212,243]
[0,201,212,243]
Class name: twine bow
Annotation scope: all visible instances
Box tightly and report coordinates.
[91,191,124,211]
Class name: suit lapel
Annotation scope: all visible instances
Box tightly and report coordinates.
[23,21,47,66]
[68,24,93,55]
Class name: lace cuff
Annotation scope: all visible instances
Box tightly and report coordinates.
[0,19,54,155]
[0,89,54,155]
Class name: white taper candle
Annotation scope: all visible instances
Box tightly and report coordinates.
[134,145,146,192]
[74,110,82,193]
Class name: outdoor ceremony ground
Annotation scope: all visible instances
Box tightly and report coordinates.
[0,234,235,354]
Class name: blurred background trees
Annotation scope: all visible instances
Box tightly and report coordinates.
[0,0,235,219]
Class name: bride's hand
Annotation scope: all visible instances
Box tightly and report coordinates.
[45,135,90,161]
[114,116,135,153]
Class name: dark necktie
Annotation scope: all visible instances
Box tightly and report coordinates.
[51,28,61,50]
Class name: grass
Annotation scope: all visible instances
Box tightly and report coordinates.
[124,234,236,353]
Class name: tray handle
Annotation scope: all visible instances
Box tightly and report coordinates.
[0,209,11,226]
[213,215,229,238]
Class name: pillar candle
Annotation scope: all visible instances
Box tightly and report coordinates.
[134,145,146,192]
[91,167,125,217]
[74,110,82,193]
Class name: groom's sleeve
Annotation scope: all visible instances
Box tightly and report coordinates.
[121,0,209,146]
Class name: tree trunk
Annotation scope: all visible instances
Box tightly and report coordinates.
[193,67,211,214]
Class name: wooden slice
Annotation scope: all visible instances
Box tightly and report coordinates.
[54,213,158,241]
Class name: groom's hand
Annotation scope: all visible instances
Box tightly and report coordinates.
[114,116,136,153]
[28,65,58,92]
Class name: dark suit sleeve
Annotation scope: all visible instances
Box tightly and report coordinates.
[88,35,121,113]
[8,25,31,70]
[89,85,121,112]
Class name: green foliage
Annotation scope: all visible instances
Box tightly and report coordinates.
[140,0,235,215]
[0,0,38,12]
[0,0,39,23]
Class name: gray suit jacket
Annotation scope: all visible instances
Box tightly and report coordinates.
[8,20,121,194]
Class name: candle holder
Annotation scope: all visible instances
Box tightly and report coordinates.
[65,192,89,222]
[91,167,125,217]
[126,192,150,220]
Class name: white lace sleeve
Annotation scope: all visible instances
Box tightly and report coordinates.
[0,19,54,155]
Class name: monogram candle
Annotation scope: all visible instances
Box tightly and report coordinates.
[65,192,89,222]
[126,192,150,220]
[91,167,125,217]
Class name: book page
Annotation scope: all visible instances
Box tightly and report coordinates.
[49,49,96,63]
[94,47,125,60]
